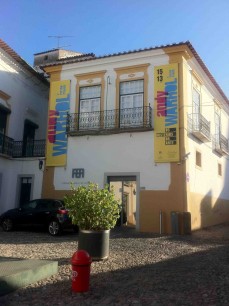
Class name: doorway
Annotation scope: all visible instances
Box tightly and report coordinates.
[19,177,32,207]
[108,176,137,227]
[22,120,38,157]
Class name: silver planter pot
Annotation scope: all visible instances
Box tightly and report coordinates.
[78,229,110,261]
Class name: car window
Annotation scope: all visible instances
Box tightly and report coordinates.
[21,200,38,210]
[45,201,55,210]
[52,201,63,209]
[35,200,62,211]
[36,201,49,211]
[21,199,64,211]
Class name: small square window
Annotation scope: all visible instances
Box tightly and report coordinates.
[196,151,202,168]
[218,163,222,176]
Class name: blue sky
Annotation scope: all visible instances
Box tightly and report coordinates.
[1,0,229,97]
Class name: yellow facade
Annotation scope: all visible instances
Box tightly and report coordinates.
[46,80,70,166]
[154,63,180,162]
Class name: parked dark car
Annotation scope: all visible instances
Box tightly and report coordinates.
[0,199,78,236]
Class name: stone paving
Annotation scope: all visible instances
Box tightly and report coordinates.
[0,223,228,305]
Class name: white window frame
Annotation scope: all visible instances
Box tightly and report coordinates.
[119,80,144,127]
[79,85,101,130]
[215,111,221,147]
[192,87,201,130]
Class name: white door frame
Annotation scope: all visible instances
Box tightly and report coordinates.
[104,172,140,230]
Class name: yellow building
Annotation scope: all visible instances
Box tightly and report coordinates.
[40,41,229,234]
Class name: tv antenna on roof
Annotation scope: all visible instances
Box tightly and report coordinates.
[48,35,74,49]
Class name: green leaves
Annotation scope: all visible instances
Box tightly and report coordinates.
[64,183,121,230]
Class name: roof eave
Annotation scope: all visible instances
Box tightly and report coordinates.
[0,38,49,86]
[40,41,228,104]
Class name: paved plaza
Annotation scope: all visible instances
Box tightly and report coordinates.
[0,223,228,305]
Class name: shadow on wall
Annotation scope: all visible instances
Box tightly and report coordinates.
[200,189,229,229]
[199,127,229,228]
[190,136,229,231]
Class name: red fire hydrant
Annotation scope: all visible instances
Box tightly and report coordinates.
[71,250,92,293]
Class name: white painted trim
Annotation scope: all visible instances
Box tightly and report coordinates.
[104,172,140,230]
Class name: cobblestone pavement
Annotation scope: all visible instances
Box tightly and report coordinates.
[0,223,228,306]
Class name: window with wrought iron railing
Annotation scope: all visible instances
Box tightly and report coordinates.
[120,80,144,127]
[79,85,101,130]
[67,105,152,135]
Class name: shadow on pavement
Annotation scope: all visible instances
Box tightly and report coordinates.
[0,243,228,305]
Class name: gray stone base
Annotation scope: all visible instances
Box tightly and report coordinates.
[0,257,58,296]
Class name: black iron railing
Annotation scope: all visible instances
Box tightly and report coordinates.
[67,106,152,135]
[0,132,14,156]
[188,113,211,140]
[0,132,46,158]
[12,140,46,157]
[213,134,229,155]
[220,134,229,154]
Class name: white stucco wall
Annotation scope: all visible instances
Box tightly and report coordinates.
[52,49,172,192]
[0,159,44,213]
[0,48,48,140]
[54,132,171,191]
[0,47,49,213]
[186,60,229,200]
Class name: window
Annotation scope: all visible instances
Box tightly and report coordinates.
[196,151,202,168]
[0,108,9,154]
[79,85,101,129]
[218,163,222,176]
[0,92,11,135]
[0,173,2,197]
[0,108,8,135]
[120,80,144,127]
[192,88,200,129]
[23,120,38,156]
[21,200,37,210]
[215,112,221,146]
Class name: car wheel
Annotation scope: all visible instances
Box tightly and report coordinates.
[2,218,13,231]
[48,220,62,236]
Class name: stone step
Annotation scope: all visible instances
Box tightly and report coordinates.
[0,257,58,296]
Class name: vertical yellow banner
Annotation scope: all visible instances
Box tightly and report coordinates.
[154,64,180,162]
[46,80,70,166]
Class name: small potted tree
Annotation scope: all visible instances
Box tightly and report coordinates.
[64,182,121,260]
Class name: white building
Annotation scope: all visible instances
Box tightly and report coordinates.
[41,41,229,234]
[0,39,49,213]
